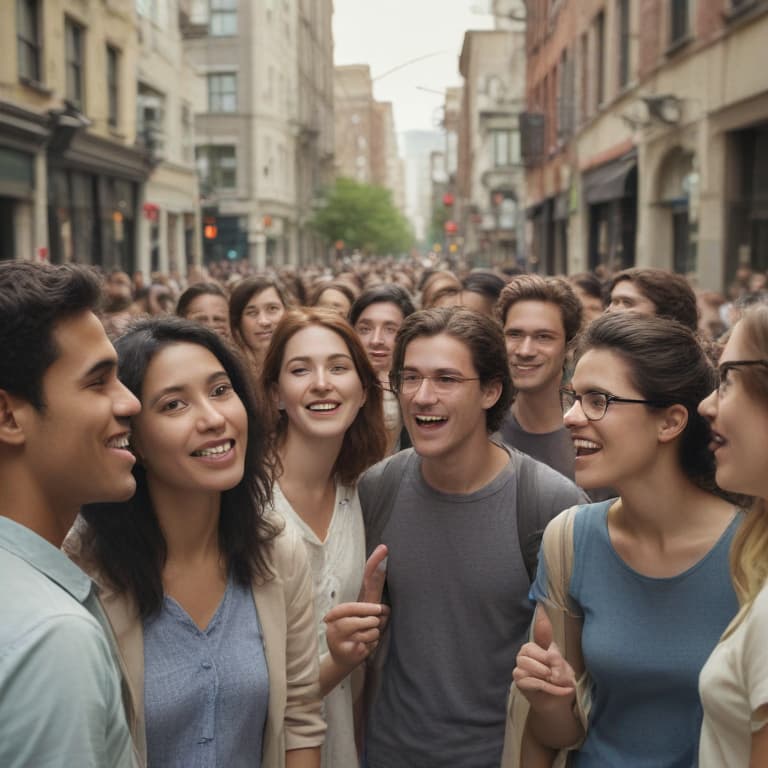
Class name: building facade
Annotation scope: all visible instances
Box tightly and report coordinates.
[524,0,768,289]
[456,26,527,267]
[2,0,149,269]
[183,0,334,269]
[334,65,405,210]
[136,0,201,277]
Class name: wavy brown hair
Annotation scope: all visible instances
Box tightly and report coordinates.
[261,307,388,485]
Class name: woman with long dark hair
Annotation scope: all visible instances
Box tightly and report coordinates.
[65,317,324,768]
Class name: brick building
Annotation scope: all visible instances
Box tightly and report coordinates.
[523,0,768,289]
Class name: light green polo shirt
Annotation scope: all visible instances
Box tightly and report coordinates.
[0,517,135,768]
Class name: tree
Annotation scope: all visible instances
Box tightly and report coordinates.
[310,177,413,255]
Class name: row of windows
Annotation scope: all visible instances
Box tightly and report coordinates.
[16,0,120,126]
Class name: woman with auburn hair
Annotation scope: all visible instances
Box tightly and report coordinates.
[698,303,768,767]
[229,277,289,381]
[261,307,390,768]
[65,317,324,768]
[511,312,742,767]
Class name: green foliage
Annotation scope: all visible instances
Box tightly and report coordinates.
[428,199,450,248]
[310,177,413,255]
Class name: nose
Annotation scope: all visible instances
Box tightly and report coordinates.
[311,367,331,390]
[518,335,535,356]
[114,381,141,419]
[698,388,717,420]
[370,326,385,346]
[197,399,226,431]
[563,398,587,427]
[412,377,438,405]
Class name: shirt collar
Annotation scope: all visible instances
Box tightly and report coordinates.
[0,516,93,603]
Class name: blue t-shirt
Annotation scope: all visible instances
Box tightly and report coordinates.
[532,501,740,768]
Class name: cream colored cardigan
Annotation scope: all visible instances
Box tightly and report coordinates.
[65,519,326,768]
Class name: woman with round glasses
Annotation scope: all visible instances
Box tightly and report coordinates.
[697,303,768,767]
[512,312,742,767]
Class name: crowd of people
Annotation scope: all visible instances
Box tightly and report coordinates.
[1,254,767,768]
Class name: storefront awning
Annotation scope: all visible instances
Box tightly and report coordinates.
[583,152,637,204]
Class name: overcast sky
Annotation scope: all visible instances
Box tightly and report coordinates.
[333,0,494,136]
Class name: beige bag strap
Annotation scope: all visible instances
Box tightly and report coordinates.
[501,504,584,768]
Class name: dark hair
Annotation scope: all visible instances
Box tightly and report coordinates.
[79,318,278,618]
[261,308,388,485]
[576,312,717,489]
[309,281,356,311]
[390,307,513,433]
[608,268,699,331]
[176,281,228,318]
[0,262,102,410]
[229,277,289,341]
[568,272,604,302]
[496,274,583,346]
[348,283,416,327]
[462,270,507,302]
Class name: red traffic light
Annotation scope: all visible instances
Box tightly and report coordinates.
[442,193,455,207]
[444,220,458,235]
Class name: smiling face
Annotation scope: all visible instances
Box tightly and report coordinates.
[606,280,656,316]
[399,333,500,465]
[353,301,405,376]
[276,325,366,442]
[698,322,768,499]
[131,342,248,497]
[238,287,285,354]
[503,300,567,395]
[316,288,352,317]
[184,293,230,338]
[563,348,668,490]
[16,310,140,516]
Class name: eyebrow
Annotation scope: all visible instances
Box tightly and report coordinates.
[285,353,354,365]
[402,365,466,376]
[80,359,117,382]
[148,370,229,407]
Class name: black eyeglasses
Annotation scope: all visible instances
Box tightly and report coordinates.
[559,388,668,422]
[717,360,768,396]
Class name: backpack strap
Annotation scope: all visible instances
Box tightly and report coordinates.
[515,451,542,583]
[360,449,413,558]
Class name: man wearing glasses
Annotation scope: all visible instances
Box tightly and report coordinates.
[359,307,585,768]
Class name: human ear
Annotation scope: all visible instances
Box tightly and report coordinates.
[657,403,689,443]
[0,390,28,447]
[480,378,503,411]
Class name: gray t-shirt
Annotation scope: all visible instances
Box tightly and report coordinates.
[360,449,585,768]
[497,409,575,481]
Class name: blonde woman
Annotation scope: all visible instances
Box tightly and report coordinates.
[698,303,768,766]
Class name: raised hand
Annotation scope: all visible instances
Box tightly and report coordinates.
[513,607,576,710]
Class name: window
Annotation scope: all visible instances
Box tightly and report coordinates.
[208,73,237,112]
[492,130,521,167]
[196,145,237,190]
[594,11,605,108]
[617,0,630,89]
[16,0,41,82]
[210,0,237,36]
[106,46,119,128]
[65,18,85,109]
[579,32,589,122]
[669,0,689,45]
